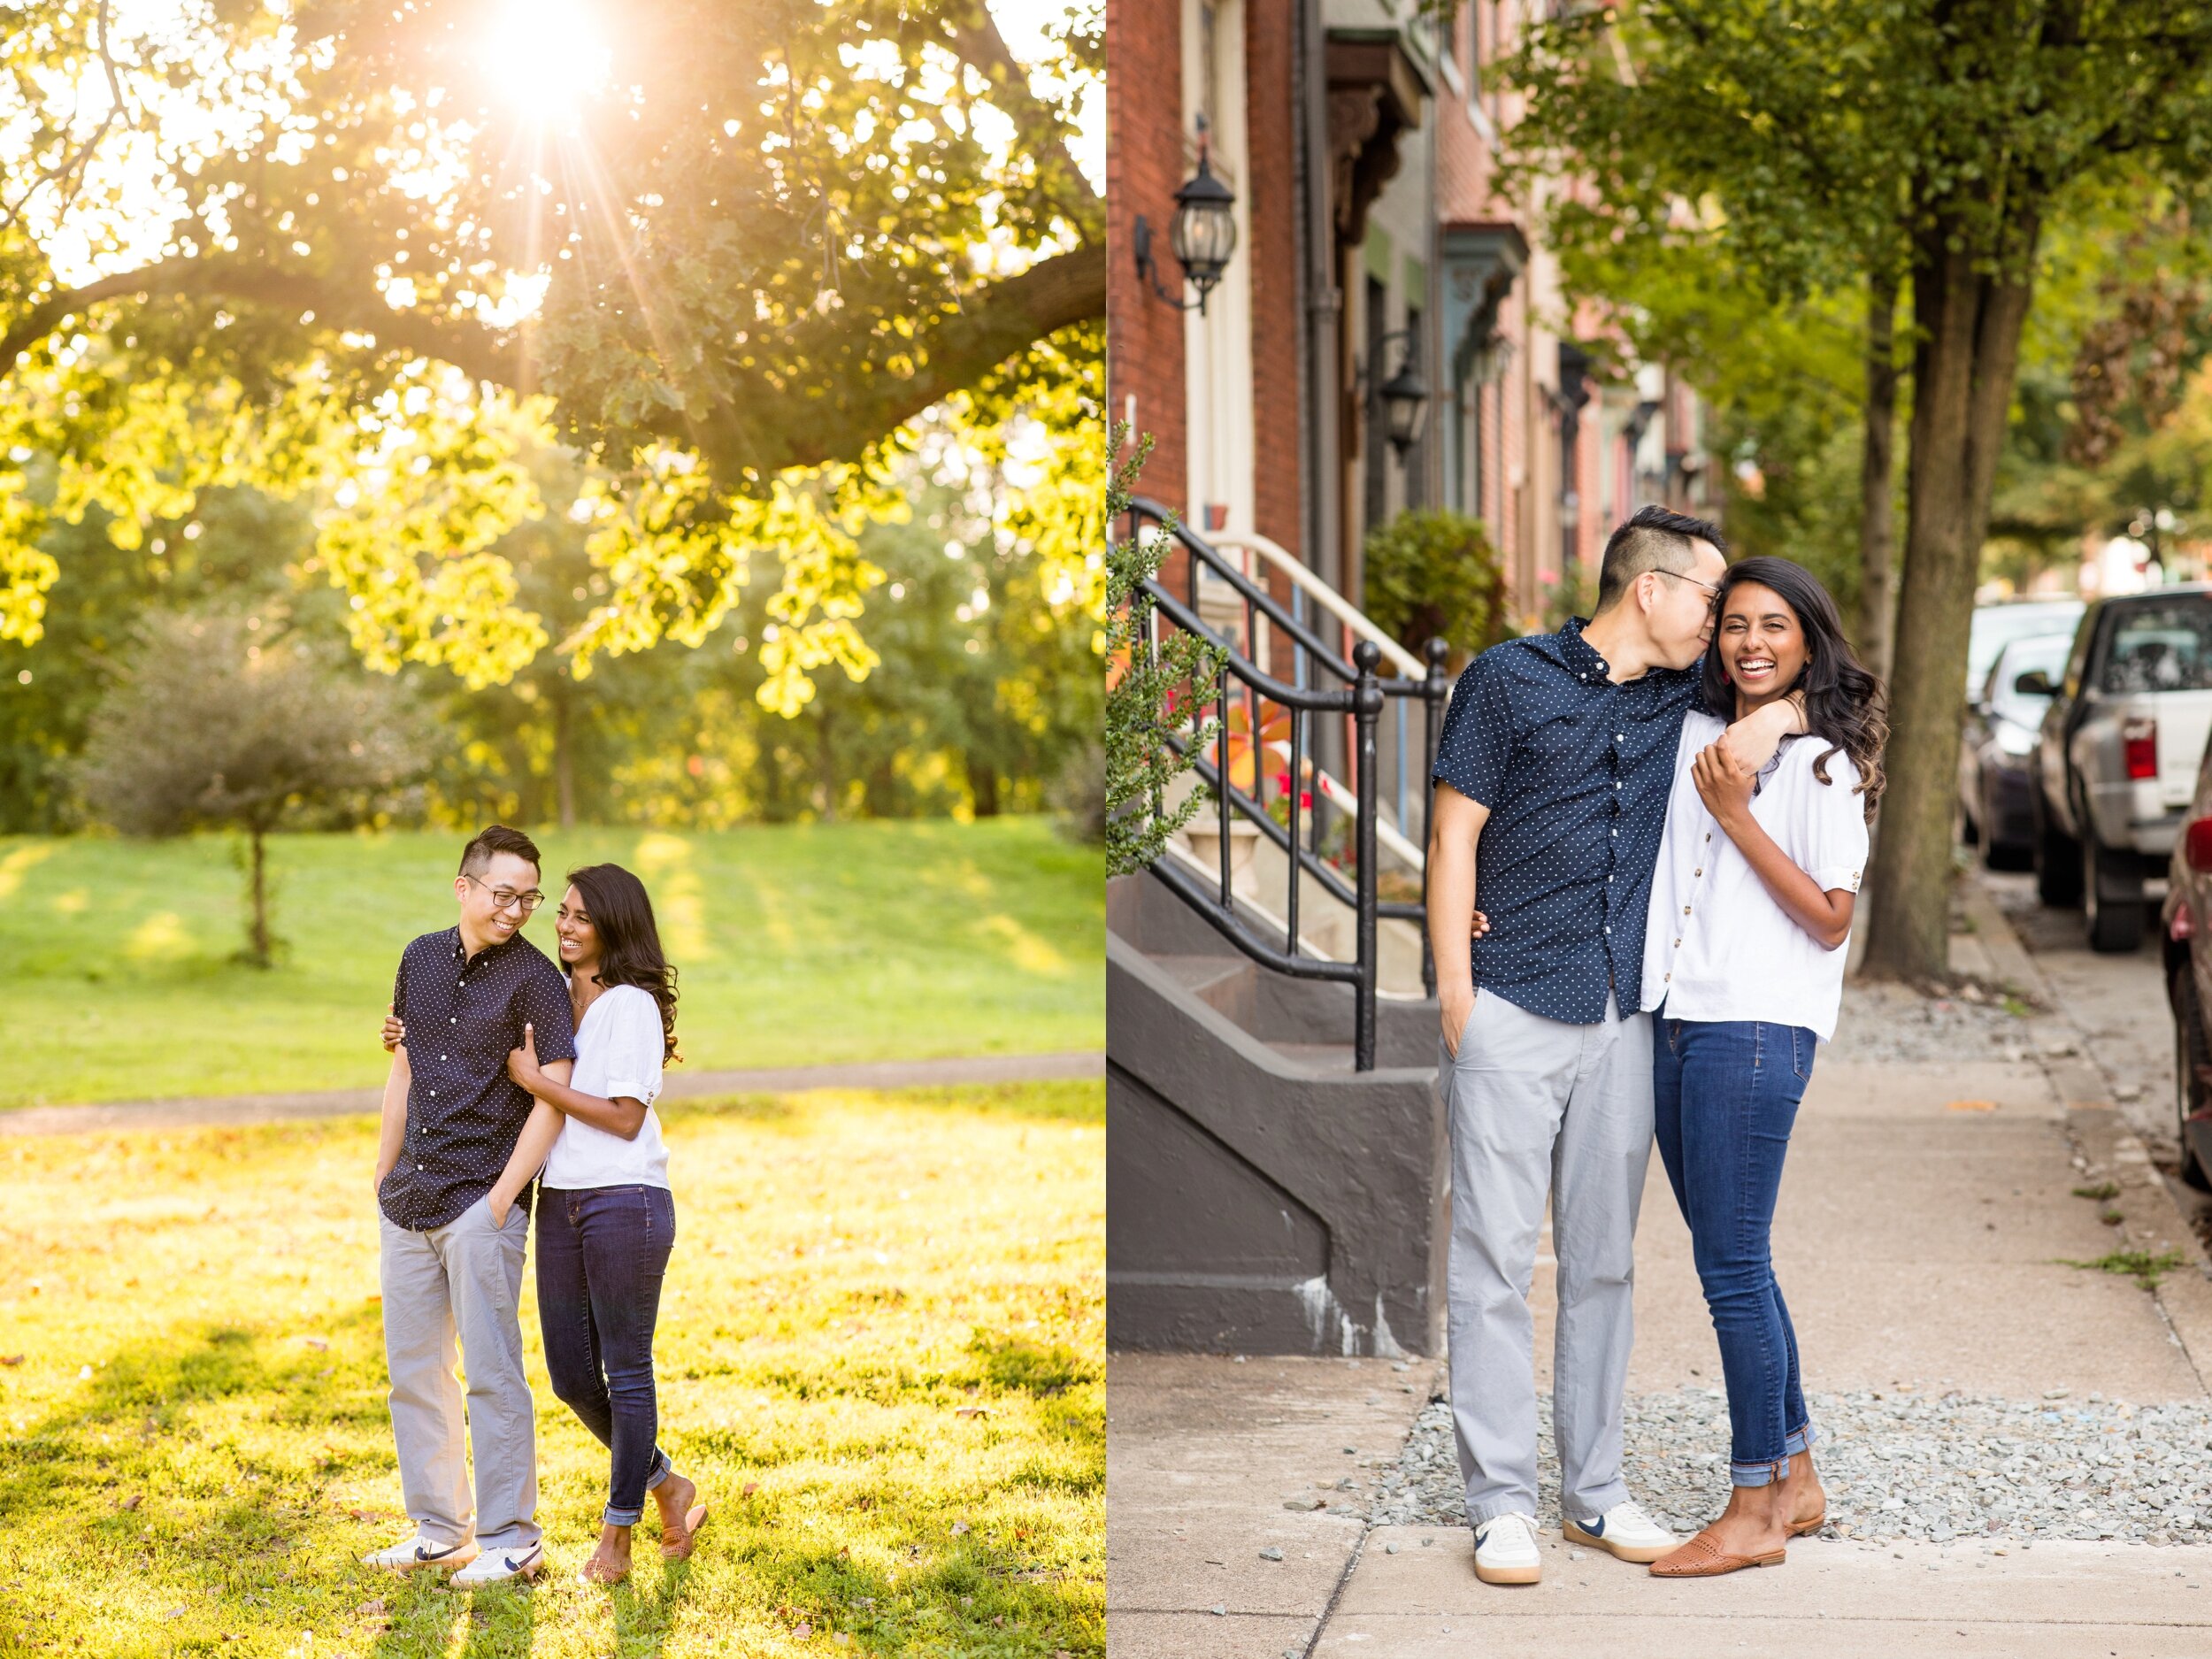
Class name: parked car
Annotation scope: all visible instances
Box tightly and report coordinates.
[2158,780,2212,1190]
[2032,587,2212,952]
[1968,596,2085,701]
[1959,633,2071,868]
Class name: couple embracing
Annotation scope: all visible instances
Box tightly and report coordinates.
[360,825,706,1586]
[1427,506,1887,1582]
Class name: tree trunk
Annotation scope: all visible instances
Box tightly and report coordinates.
[248,824,273,969]
[816,708,839,822]
[968,754,1002,818]
[1860,216,2039,983]
[553,683,577,829]
[1858,266,1900,681]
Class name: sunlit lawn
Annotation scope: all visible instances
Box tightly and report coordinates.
[0,1079,1102,1657]
[0,818,1104,1109]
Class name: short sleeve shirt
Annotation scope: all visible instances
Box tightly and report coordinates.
[1642,710,1870,1041]
[380,926,580,1231]
[540,983,673,1192]
[1431,618,1705,1025]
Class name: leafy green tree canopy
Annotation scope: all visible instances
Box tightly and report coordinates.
[0,0,1102,703]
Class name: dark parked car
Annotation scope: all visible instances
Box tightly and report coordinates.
[2158,781,2212,1191]
[1959,633,2070,868]
[2033,587,2212,952]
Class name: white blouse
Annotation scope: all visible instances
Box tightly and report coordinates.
[539,983,672,1191]
[1640,710,1870,1042]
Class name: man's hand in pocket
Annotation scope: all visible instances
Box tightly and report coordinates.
[1441,987,1478,1056]
[1440,909,1491,1057]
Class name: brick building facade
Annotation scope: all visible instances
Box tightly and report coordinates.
[1108,0,1719,636]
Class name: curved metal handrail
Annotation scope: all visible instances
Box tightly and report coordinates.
[1123,498,1454,1068]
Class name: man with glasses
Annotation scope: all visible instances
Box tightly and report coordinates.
[1425,506,1801,1586]
[364,824,579,1584]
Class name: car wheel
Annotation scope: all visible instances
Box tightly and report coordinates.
[1982,777,2034,871]
[2172,966,2212,1193]
[2033,787,2084,907]
[2084,828,2146,953]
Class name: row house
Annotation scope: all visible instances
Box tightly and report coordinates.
[1107,0,1716,640]
[1104,0,1718,1360]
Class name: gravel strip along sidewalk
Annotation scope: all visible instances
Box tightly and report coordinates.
[1366,1391,2212,1546]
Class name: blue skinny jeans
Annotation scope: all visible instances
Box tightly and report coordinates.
[534,1183,677,1525]
[1651,1013,1818,1486]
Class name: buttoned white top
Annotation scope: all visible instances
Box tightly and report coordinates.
[1640,710,1870,1042]
[539,983,673,1191]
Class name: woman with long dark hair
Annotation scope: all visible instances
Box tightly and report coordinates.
[1639,557,1886,1578]
[384,861,705,1585]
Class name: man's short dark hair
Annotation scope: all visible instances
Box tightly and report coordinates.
[1594,504,1728,612]
[459,824,542,879]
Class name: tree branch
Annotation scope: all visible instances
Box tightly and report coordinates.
[687,239,1106,473]
[0,257,524,386]
[943,2,1099,208]
[0,238,1105,473]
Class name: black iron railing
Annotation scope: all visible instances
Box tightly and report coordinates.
[1125,496,1450,1070]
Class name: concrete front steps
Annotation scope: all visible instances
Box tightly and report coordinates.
[1108,870,1448,1357]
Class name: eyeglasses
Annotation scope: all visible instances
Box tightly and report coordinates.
[1658,569,1722,603]
[465,874,545,914]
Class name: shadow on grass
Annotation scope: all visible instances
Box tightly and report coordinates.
[0,1304,396,1656]
[365,1569,536,1659]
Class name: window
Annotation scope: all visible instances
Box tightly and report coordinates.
[2099,597,2212,694]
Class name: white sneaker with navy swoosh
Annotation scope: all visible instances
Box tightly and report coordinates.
[1563,1499,1675,1563]
[452,1540,545,1586]
[1471,1511,1542,1585]
[360,1534,478,1572]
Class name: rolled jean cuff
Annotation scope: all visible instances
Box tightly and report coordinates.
[645,1452,672,1492]
[1730,1455,1792,1488]
[1784,1421,1816,1456]
[603,1501,645,1526]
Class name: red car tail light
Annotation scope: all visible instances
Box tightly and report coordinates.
[2187,817,2212,872]
[2124,716,2159,780]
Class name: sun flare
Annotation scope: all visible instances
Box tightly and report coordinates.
[480,0,611,125]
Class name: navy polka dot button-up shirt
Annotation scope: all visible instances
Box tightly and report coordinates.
[380,926,579,1231]
[1431,618,1709,1025]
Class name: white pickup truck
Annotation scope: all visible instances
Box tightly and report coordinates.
[2030,587,2212,952]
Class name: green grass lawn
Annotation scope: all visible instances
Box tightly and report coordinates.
[0,1079,1103,1656]
[0,818,1103,1109]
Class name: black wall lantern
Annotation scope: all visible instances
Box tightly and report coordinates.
[1359,329,1430,457]
[1134,118,1239,315]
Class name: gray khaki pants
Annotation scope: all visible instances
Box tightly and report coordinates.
[1440,990,1654,1526]
[378,1196,541,1554]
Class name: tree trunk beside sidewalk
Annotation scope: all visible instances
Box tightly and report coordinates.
[1862,217,2039,984]
[1858,266,1900,684]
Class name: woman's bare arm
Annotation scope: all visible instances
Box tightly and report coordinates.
[1693,742,1855,950]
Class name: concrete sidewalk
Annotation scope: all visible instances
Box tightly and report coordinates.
[1106,1355,1445,1659]
[1108,889,2212,1656]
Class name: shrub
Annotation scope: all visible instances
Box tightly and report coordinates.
[1361,508,1509,662]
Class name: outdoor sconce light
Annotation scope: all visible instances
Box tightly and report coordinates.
[1133,119,1239,315]
[1358,329,1430,457]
